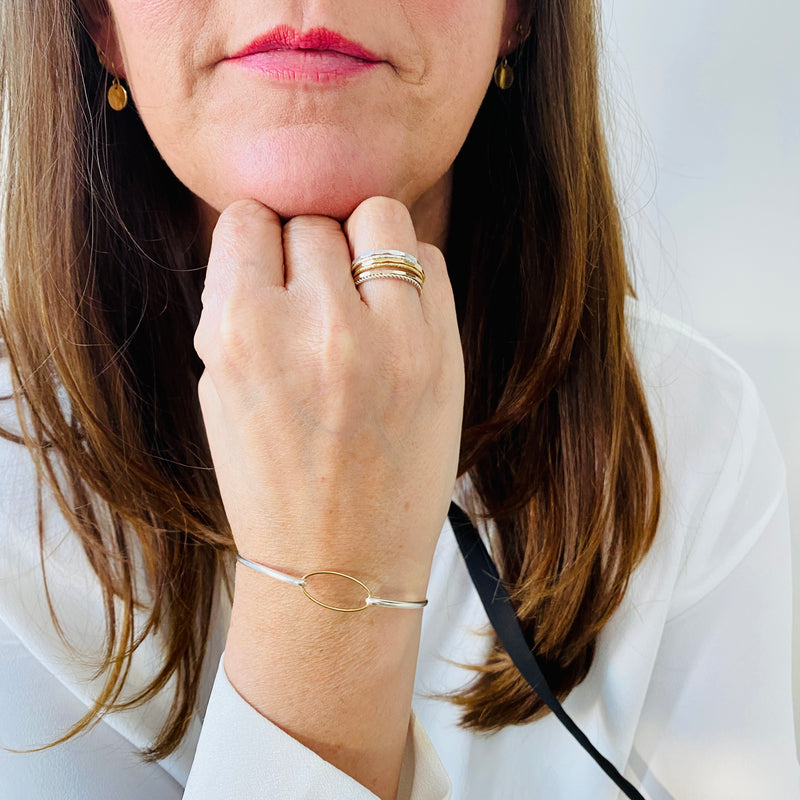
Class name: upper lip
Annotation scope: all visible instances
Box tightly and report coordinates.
[229,26,382,62]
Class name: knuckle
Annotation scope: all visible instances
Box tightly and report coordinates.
[221,198,277,227]
[212,200,279,248]
[320,320,358,368]
[197,300,254,375]
[418,243,448,291]
[351,196,411,230]
[216,304,253,369]
[193,319,210,363]
[418,242,445,271]
[283,214,341,235]
[283,214,343,249]
[419,244,456,311]
[309,313,359,382]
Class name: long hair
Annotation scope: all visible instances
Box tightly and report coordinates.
[0,0,660,757]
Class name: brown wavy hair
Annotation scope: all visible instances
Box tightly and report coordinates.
[0,0,660,758]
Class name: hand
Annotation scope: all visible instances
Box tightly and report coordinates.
[194,196,464,599]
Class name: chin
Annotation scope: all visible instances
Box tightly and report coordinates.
[215,132,408,221]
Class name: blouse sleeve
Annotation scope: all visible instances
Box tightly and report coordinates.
[183,660,452,800]
[630,388,800,799]
[0,616,184,800]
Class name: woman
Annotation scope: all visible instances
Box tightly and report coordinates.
[0,0,797,798]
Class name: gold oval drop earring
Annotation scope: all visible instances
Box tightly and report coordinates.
[493,39,515,90]
[493,23,530,90]
[97,49,129,111]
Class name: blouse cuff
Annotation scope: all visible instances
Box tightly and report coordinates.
[184,658,451,800]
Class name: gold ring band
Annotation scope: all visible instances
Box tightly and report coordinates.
[352,256,424,278]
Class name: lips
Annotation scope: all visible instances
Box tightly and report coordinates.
[226,25,383,81]
[231,25,381,62]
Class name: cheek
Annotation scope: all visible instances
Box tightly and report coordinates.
[108,2,219,167]
[398,0,506,124]
[109,0,210,88]
[110,0,196,43]
[403,0,507,51]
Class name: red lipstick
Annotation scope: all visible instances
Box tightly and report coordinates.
[227,26,382,82]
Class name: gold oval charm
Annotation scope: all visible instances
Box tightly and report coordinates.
[107,79,128,111]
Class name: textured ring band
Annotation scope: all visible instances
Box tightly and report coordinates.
[353,270,423,294]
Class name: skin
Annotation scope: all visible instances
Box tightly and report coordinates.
[80,1,523,797]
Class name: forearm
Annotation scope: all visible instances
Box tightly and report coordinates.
[224,564,424,800]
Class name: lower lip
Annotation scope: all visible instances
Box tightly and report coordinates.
[227,50,380,81]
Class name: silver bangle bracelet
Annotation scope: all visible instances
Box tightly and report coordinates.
[235,554,429,613]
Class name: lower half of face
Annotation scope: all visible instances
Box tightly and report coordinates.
[101,1,510,224]
[173,72,465,223]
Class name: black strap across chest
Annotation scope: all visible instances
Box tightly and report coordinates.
[448,502,647,800]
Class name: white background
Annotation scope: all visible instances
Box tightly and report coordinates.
[600,0,800,751]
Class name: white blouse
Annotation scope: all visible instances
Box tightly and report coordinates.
[0,300,797,800]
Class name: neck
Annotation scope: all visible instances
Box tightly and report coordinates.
[408,168,452,252]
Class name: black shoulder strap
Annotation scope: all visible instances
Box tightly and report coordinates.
[448,502,647,800]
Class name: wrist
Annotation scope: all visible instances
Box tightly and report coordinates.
[224,565,423,798]
[232,535,435,603]
[226,562,426,651]
[225,564,424,709]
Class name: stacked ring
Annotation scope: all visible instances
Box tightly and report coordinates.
[351,249,425,295]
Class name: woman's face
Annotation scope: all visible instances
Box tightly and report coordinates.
[85,0,519,229]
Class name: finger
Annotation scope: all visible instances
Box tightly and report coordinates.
[281,215,354,297]
[204,200,285,308]
[415,242,457,330]
[415,242,464,412]
[196,200,284,372]
[344,197,422,312]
